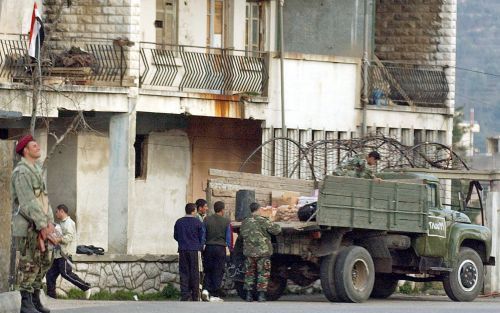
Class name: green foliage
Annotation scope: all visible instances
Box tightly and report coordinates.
[64,283,180,301]
[398,281,415,294]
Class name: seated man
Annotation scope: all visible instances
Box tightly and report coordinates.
[334,151,381,179]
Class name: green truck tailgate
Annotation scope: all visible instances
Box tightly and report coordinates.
[317,175,428,233]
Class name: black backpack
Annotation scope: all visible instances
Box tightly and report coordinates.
[76,245,105,255]
[298,202,317,222]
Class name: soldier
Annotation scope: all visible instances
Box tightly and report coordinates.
[239,202,281,302]
[11,135,54,313]
[334,151,381,179]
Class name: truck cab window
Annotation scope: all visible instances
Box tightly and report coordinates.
[427,184,437,208]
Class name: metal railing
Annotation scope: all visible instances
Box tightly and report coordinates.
[366,61,449,107]
[0,35,128,86]
[139,42,268,95]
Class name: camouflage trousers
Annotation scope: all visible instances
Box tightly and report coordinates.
[243,257,271,292]
[15,230,53,293]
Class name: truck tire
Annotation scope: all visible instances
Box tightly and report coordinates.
[334,246,375,303]
[370,274,398,299]
[234,276,287,301]
[320,254,340,302]
[443,247,484,302]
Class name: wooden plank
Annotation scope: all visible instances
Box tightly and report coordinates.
[209,168,316,189]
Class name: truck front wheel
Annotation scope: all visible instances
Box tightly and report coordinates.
[334,246,375,303]
[443,247,484,302]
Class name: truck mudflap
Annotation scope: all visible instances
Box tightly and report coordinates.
[487,256,496,266]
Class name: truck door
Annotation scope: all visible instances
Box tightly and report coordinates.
[422,182,450,257]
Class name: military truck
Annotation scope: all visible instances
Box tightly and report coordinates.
[226,172,495,303]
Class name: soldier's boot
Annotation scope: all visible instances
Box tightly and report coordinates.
[245,290,253,302]
[20,291,42,313]
[257,291,266,302]
[32,289,50,313]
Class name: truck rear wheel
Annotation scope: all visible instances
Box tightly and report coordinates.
[443,247,483,302]
[370,274,398,299]
[334,246,375,303]
[320,254,340,302]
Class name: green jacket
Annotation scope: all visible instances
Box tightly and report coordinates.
[240,213,281,257]
[11,158,53,237]
[334,155,375,179]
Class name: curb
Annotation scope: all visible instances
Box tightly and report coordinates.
[0,291,20,313]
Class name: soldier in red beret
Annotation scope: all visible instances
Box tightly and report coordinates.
[11,135,54,313]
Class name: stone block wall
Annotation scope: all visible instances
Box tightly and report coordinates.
[55,256,181,296]
[374,0,457,108]
[42,0,141,76]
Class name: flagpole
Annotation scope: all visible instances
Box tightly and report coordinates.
[29,36,42,136]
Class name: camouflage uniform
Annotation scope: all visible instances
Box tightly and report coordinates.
[240,213,281,292]
[11,157,54,293]
[334,155,375,179]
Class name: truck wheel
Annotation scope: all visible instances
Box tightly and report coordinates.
[234,276,287,301]
[443,247,484,302]
[370,274,398,299]
[320,254,340,302]
[334,246,375,303]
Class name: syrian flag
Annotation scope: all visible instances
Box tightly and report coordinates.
[28,2,45,60]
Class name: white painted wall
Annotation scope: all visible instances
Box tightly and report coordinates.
[366,108,451,133]
[266,55,360,131]
[0,0,42,34]
[140,0,156,43]
[178,1,207,46]
[129,130,191,254]
[76,133,110,250]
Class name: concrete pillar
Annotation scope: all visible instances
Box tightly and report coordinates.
[0,141,14,292]
[108,101,137,254]
[485,183,500,294]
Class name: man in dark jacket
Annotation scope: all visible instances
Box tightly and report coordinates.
[174,203,206,301]
[203,201,232,298]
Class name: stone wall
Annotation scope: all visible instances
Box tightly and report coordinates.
[374,0,457,108]
[55,255,180,296]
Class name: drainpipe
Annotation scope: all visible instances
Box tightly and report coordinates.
[361,0,371,137]
[279,0,288,176]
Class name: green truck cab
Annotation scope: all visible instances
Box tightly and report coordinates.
[230,172,495,303]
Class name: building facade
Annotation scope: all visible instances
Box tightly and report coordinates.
[0,0,457,294]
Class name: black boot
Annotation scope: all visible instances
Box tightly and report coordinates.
[32,290,50,313]
[245,290,253,302]
[20,291,41,313]
[257,291,266,302]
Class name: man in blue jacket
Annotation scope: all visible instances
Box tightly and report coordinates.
[174,203,205,301]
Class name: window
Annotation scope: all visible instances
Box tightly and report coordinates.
[156,0,177,45]
[427,184,437,208]
[246,1,260,51]
[134,134,148,179]
[207,0,224,48]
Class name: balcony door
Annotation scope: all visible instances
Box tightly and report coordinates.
[207,0,224,48]
[156,0,177,46]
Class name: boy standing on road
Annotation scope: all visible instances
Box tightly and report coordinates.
[174,203,206,301]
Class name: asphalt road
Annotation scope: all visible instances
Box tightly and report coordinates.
[47,294,500,313]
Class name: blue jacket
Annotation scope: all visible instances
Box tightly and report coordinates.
[174,215,205,252]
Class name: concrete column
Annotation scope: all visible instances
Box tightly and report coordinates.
[0,141,14,292]
[108,100,137,254]
[485,183,500,294]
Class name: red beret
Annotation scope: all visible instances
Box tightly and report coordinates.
[16,135,34,155]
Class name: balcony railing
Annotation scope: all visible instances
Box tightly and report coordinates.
[366,61,449,108]
[139,42,268,95]
[0,35,128,86]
